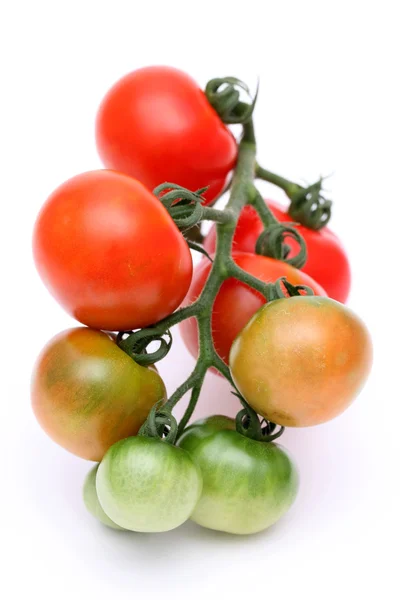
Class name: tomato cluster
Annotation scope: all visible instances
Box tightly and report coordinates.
[32,66,372,537]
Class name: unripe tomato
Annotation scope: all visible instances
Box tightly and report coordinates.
[204,200,351,302]
[31,328,166,461]
[83,465,124,530]
[96,66,237,204]
[187,430,298,535]
[180,251,326,365]
[96,437,203,532]
[230,296,373,427]
[178,415,235,454]
[33,170,193,331]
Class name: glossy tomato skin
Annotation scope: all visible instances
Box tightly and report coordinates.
[31,328,166,461]
[83,465,125,530]
[204,200,351,302]
[187,430,298,535]
[33,170,193,331]
[180,251,326,365]
[96,437,203,532]
[230,296,373,427]
[178,415,235,455]
[96,66,237,205]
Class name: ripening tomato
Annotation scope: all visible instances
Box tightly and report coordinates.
[204,200,351,302]
[31,328,166,461]
[96,437,203,532]
[187,430,298,535]
[180,251,326,365]
[96,66,237,205]
[178,415,235,454]
[83,465,125,530]
[230,296,373,427]
[33,170,193,331]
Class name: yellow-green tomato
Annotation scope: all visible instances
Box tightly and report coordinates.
[83,465,124,530]
[178,415,235,454]
[96,437,203,532]
[189,430,298,535]
[230,296,373,427]
[31,328,166,461]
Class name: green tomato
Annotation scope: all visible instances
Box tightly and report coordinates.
[178,415,235,455]
[96,437,203,532]
[83,465,124,530]
[188,430,298,535]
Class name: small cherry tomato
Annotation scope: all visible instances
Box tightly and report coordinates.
[178,415,235,454]
[180,251,326,365]
[96,66,237,205]
[96,437,203,532]
[31,328,166,461]
[83,465,124,530]
[204,200,351,302]
[186,430,298,535]
[230,296,373,427]
[33,170,193,331]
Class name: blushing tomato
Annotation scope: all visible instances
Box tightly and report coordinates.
[33,170,193,331]
[187,430,298,535]
[204,200,351,302]
[31,328,166,461]
[96,437,203,532]
[230,296,373,427]
[96,66,237,205]
[83,465,125,529]
[179,251,326,365]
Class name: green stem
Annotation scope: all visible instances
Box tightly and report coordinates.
[248,185,278,228]
[164,122,258,426]
[255,164,300,197]
[176,380,204,437]
[228,263,272,300]
[202,207,234,225]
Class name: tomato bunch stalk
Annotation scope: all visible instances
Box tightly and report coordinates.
[118,93,311,440]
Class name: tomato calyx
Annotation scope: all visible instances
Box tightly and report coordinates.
[153,182,233,259]
[255,165,332,230]
[205,76,258,125]
[289,177,332,230]
[138,401,179,445]
[234,393,285,443]
[117,327,173,366]
[248,187,308,268]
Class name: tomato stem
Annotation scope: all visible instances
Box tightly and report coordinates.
[120,81,316,440]
[255,164,332,230]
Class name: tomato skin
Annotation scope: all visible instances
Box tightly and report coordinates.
[178,415,235,455]
[83,465,125,530]
[230,296,373,427]
[96,66,237,205]
[187,430,298,535]
[96,437,203,532]
[180,251,326,365]
[204,200,351,302]
[31,328,166,461]
[33,170,193,331]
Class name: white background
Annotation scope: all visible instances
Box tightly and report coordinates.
[1,1,399,598]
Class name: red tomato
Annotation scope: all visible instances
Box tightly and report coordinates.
[179,251,326,365]
[96,66,237,205]
[204,200,351,302]
[33,170,193,331]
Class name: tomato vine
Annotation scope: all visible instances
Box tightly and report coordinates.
[118,79,315,441]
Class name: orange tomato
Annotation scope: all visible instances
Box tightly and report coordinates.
[230,296,373,427]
